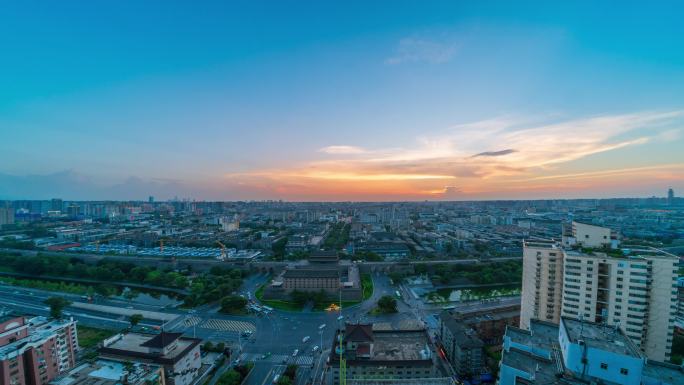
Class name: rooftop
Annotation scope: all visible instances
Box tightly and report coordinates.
[438,312,483,348]
[370,330,432,361]
[642,360,684,384]
[101,332,198,360]
[283,268,339,279]
[0,316,75,359]
[561,317,641,358]
[139,331,182,349]
[50,360,162,385]
[505,319,559,354]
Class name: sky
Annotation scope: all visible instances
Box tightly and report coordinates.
[1,1,683,201]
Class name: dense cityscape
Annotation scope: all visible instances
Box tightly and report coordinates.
[3,2,684,385]
[0,191,682,385]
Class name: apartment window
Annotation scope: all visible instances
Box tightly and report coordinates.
[620,368,629,375]
[600,363,608,370]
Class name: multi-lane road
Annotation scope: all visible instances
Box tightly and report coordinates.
[0,271,460,385]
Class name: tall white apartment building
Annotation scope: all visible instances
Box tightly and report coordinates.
[520,240,564,329]
[561,248,678,362]
[521,237,679,362]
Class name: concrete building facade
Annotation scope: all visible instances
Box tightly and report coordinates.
[520,240,563,329]
[560,249,678,362]
[99,332,201,385]
[329,324,439,385]
[0,315,79,385]
[499,317,684,385]
[437,312,484,377]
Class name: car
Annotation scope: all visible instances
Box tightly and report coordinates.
[312,345,320,352]
[302,336,310,343]
[292,349,299,357]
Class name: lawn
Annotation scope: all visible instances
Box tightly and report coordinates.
[255,274,374,312]
[77,325,118,349]
[361,274,373,300]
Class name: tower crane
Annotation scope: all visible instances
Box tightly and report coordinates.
[216,241,227,261]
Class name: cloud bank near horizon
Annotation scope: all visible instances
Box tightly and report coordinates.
[4,111,681,201]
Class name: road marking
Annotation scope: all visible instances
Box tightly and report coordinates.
[201,319,256,332]
[183,316,202,326]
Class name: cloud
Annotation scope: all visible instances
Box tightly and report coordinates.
[385,38,459,65]
[472,149,517,157]
[227,110,684,199]
[318,145,366,154]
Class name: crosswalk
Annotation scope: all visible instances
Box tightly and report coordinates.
[183,316,202,326]
[201,318,256,332]
[238,353,314,366]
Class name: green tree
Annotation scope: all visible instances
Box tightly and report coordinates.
[217,369,242,385]
[220,295,248,313]
[129,313,143,327]
[44,297,72,319]
[377,295,397,313]
[289,290,309,306]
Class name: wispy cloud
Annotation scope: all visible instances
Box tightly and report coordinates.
[226,110,684,199]
[318,145,367,154]
[385,37,459,65]
[472,149,517,158]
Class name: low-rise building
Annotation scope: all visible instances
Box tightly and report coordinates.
[98,332,201,385]
[50,359,165,385]
[330,324,441,385]
[438,312,484,378]
[499,317,684,385]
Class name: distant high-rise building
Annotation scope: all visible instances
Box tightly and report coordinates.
[667,188,674,205]
[0,207,14,227]
[148,196,154,203]
[66,204,80,218]
[50,198,63,212]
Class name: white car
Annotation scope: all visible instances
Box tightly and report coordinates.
[312,345,320,352]
[292,349,299,357]
[302,336,310,343]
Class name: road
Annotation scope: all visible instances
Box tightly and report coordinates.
[0,271,462,385]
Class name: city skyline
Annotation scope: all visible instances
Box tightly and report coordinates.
[2,2,684,201]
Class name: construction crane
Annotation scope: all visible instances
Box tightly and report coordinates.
[216,241,227,261]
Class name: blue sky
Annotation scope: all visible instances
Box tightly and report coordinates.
[1,1,683,200]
